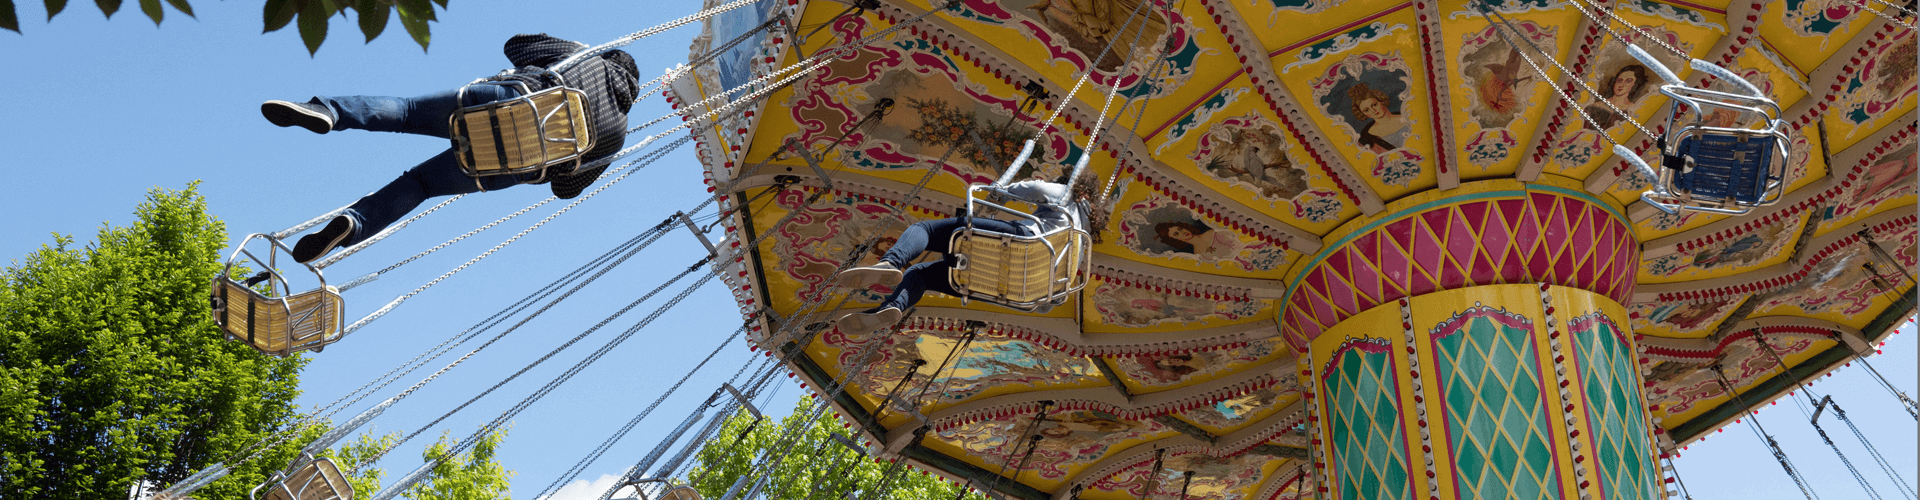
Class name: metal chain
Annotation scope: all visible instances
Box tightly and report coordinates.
[342,225,685,474]
[435,271,718,465]
[550,0,761,72]
[1038,0,1156,137]
[618,0,961,140]
[315,193,469,269]
[1751,332,1885,499]
[1833,402,1920,499]
[357,197,554,276]
[1565,0,1690,59]
[366,271,721,500]
[534,324,749,499]
[1472,1,1656,145]
[202,223,669,484]
[1714,369,1822,500]
[338,137,691,337]
[357,262,712,471]
[1842,0,1920,30]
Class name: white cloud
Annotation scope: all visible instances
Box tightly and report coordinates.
[538,473,623,500]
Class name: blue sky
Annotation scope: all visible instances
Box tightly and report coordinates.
[1,1,1913,499]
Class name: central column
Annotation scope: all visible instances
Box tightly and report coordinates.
[1281,178,1663,500]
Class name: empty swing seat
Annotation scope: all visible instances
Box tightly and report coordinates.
[210,233,345,357]
[947,186,1092,313]
[213,279,343,357]
[257,457,353,500]
[450,79,595,180]
[657,486,704,500]
[1615,44,1790,216]
[1670,132,1779,204]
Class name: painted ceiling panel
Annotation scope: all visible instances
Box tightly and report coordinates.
[688,0,1920,495]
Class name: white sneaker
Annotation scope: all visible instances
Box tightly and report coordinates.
[836,307,904,336]
[837,261,903,289]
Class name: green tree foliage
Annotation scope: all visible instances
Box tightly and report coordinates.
[334,427,514,500]
[686,397,964,500]
[0,0,451,55]
[0,183,315,499]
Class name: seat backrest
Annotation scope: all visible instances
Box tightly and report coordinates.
[262,457,353,500]
[452,86,593,177]
[659,486,705,500]
[1673,132,1779,203]
[213,279,343,357]
[949,227,1088,307]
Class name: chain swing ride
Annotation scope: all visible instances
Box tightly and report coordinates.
[156,0,1920,498]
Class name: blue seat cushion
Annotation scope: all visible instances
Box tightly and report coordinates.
[1673,132,1777,204]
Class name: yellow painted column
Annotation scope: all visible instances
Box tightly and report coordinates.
[1282,178,1663,500]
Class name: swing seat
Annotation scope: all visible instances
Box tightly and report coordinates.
[256,457,353,500]
[1616,45,1790,216]
[210,234,345,357]
[656,486,703,500]
[449,78,595,181]
[1670,131,1780,204]
[947,185,1092,313]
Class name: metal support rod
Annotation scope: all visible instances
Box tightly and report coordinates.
[678,211,719,259]
[1713,366,1821,500]
[1137,449,1166,500]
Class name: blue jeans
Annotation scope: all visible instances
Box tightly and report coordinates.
[875,217,1031,310]
[315,85,543,245]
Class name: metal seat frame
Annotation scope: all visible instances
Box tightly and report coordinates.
[1617,45,1790,216]
[251,454,354,500]
[947,184,1092,313]
[209,233,343,357]
[448,69,594,190]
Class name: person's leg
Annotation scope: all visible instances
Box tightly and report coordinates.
[880,260,956,310]
[841,216,1029,288]
[314,84,520,137]
[295,148,536,262]
[839,260,954,335]
[341,149,531,245]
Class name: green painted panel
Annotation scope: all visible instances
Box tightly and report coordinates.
[1572,315,1660,500]
[1326,343,1412,500]
[1433,309,1562,500]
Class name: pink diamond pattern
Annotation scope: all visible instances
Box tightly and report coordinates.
[1461,201,1490,233]
[1413,222,1447,275]
[1447,210,1478,266]
[1282,193,1637,350]
[1386,218,1415,251]
[1326,269,1361,315]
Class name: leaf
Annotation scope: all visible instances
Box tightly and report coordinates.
[395,2,429,53]
[43,0,66,20]
[262,0,295,32]
[429,0,443,7]
[354,0,386,42]
[137,0,158,24]
[297,0,326,56]
[162,0,187,17]
[1,1,16,32]
[395,0,431,22]
[94,0,118,18]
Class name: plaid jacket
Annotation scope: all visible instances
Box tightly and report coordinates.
[497,34,639,199]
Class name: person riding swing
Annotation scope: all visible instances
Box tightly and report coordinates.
[832,169,1109,336]
[261,33,640,264]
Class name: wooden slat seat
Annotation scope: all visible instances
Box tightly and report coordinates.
[451,84,594,178]
[658,486,703,500]
[260,457,353,500]
[948,225,1089,312]
[212,277,342,357]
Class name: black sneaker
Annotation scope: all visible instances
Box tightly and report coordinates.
[292,216,356,264]
[262,98,336,135]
